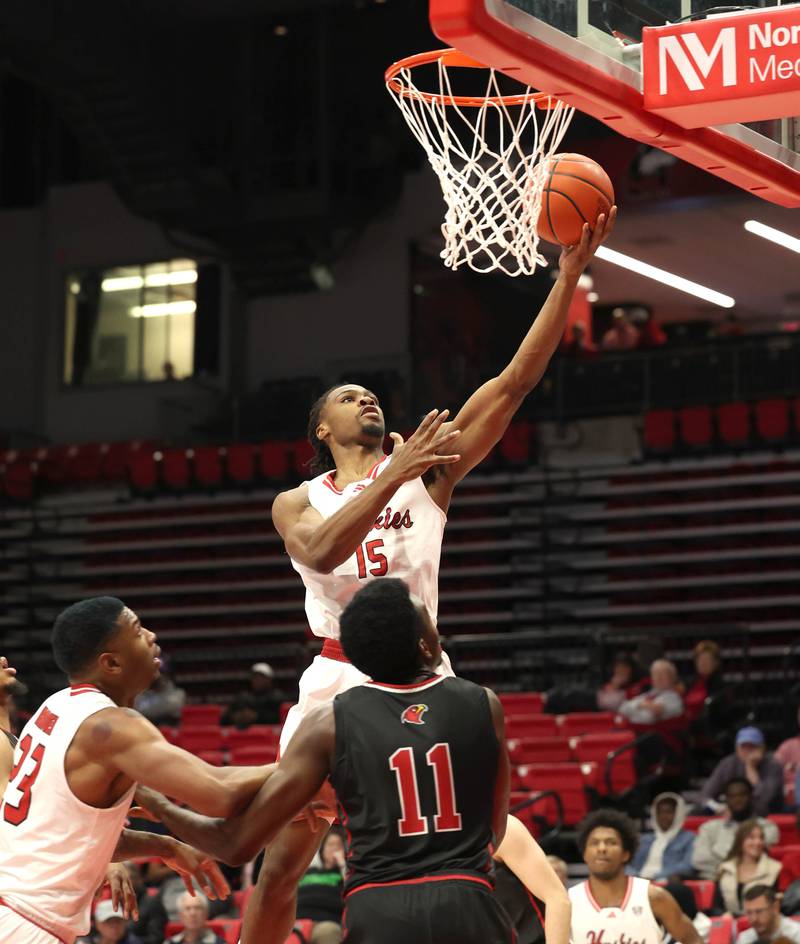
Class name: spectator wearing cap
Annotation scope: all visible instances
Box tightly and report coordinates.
[697,727,784,816]
[78,900,142,944]
[222,662,287,728]
[164,892,224,944]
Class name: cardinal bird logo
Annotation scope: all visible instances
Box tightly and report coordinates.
[401,704,429,725]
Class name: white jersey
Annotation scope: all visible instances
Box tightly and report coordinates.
[0,684,135,944]
[290,454,447,638]
[569,876,663,944]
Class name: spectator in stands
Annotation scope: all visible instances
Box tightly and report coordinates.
[164,891,224,944]
[78,900,142,944]
[630,792,695,881]
[714,821,782,916]
[692,778,779,880]
[601,308,640,351]
[698,727,784,816]
[544,653,644,714]
[122,862,167,944]
[223,662,286,728]
[774,707,800,809]
[617,659,683,725]
[296,826,346,944]
[736,885,800,944]
[546,856,568,886]
[133,657,186,726]
[683,641,727,724]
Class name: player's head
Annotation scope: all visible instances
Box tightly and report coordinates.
[307,383,385,475]
[339,578,442,684]
[577,809,639,880]
[51,596,161,693]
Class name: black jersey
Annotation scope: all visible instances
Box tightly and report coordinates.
[330,673,499,895]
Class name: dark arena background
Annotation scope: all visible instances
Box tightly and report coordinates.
[2,1,800,943]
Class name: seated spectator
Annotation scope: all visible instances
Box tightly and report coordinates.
[683,641,727,724]
[714,821,782,916]
[134,658,186,726]
[546,855,568,886]
[697,727,784,816]
[122,862,167,944]
[545,654,644,715]
[78,900,142,944]
[618,659,683,725]
[630,792,695,881]
[601,309,640,351]
[774,707,800,808]
[164,892,224,944]
[223,662,287,728]
[296,826,346,944]
[692,778,779,880]
[736,885,800,944]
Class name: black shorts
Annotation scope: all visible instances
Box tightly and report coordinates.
[342,877,515,944]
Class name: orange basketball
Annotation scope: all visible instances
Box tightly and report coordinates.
[536,153,614,246]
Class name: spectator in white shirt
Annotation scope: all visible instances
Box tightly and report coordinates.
[618,659,683,725]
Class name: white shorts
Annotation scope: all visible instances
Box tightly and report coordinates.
[0,904,70,944]
[279,649,456,755]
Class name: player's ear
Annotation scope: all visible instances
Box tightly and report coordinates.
[97,650,123,676]
[316,420,330,444]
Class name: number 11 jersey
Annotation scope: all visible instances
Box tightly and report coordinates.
[330,674,499,895]
[290,454,447,638]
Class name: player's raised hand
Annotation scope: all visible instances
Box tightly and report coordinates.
[162,839,230,902]
[558,205,617,277]
[388,408,461,483]
[103,863,139,921]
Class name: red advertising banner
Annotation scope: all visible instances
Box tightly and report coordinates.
[642,5,800,128]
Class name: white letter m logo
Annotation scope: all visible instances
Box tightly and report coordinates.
[658,26,737,94]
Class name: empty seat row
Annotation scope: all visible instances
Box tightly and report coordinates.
[505,711,624,739]
[645,398,800,453]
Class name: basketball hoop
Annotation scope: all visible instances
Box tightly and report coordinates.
[385,49,575,276]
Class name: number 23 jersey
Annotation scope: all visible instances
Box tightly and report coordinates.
[290,455,447,638]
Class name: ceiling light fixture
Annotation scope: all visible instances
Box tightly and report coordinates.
[744,220,800,254]
[129,301,197,318]
[594,246,735,308]
[102,270,197,293]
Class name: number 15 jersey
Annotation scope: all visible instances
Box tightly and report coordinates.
[290,455,447,638]
[331,674,499,895]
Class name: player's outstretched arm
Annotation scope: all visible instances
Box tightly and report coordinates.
[273,408,460,574]
[649,885,703,944]
[428,209,616,500]
[96,708,269,817]
[494,816,571,944]
[111,829,230,902]
[133,705,334,866]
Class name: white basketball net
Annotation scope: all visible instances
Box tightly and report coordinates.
[387,56,575,276]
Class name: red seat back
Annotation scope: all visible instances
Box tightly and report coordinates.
[516,762,593,825]
[644,409,675,452]
[227,443,256,484]
[499,422,533,465]
[129,451,158,491]
[498,692,545,715]
[181,704,223,726]
[683,815,711,833]
[230,744,278,766]
[193,446,223,487]
[178,726,224,752]
[506,715,559,738]
[679,405,712,447]
[162,448,190,489]
[571,731,636,795]
[559,712,618,738]
[260,441,290,480]
[768,814,799,847]
[508,736,572,764]
[685,879,715,912]
[717,402,749,446]
[291,440,315,477]
[756,398,789,442]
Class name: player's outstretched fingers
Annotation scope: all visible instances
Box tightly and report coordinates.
[199,858,230,901]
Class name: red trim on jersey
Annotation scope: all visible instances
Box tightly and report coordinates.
[323,475,342,495]
[367,456,388,480]
[0,897,69,944]
[584,876,633,912]
[69,684,101,696]
[321,639,350,664]
[324,456,387,494]
[364,675,445,693]
[345,873,492,899]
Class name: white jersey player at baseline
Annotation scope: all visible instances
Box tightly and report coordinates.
[242,210,617,944]
[570,809,702,944]
[0,599,270,944]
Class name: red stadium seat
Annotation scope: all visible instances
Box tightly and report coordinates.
[280,702,294,724]
[499,422,533,466]
[768,814,799,847]
[3,460,35,500]
[515,762,594,825]
[181,704,223,727]
[72,443,105,482]
[756,398,789,442]
[162,448,190,489]
[643,409,675,453]
[571,731,636,795]
[193,446,223,487]
[498,692,545,716]
[708,915,734,944]
[197,749,225,766]
[685,879,715,912]
[260,441,290,480]
[505,715,559,738]
[129,450,158,492]
[291,439,315,477]
[230,744,278,766]
[559,712,618,738]
[226,726,280,751]
[227,443,256,485]
[679,405,712,448]
[777,848,800,890]
[177,726,224,752]
[507,737,571,765]
[683,815,711,833]
[717,402,750,447]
